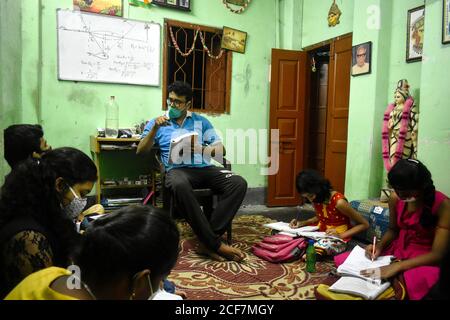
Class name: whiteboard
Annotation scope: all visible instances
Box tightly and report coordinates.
[57,9,160,86]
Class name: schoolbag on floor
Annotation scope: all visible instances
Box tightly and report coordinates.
[252,234,307,263]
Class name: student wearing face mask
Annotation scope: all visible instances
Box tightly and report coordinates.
[0,147,97,298]
[5,205,180,300]
[334,159,450,300]
[137,81,247,262]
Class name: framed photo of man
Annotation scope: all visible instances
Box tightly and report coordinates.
[351,41,372,76]
[443,0,450,44]
[406,5,425,63]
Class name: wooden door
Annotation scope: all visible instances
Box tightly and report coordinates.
[324,35,352,193]
[307,59,329,177]
[267,49,308,206]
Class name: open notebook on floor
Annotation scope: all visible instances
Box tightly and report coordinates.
[329,245,394,299]
[263,221,344,242]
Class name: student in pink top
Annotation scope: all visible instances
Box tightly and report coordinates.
[335,159,450,300]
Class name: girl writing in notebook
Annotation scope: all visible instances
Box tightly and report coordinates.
[289,170,369,257]
[335,159,450,300]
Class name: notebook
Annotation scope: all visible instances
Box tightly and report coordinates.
[329,245,394,299]
[329,276,391,300]
[264,221,344,242]
[168,131,199,164]
[336,245,394,284]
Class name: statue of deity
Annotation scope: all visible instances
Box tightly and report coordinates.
[380,79,419,200]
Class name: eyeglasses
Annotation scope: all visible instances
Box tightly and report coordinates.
[167,98,186,107]
[357,53,366,57]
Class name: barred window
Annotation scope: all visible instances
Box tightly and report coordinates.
[163,19,232,114]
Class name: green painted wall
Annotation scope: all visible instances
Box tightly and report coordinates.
[279,0,303,50]
[2,0,449,198]
[419,0,450,194]
[388,0,424,100]
[301,0,449,199]
[346,0,393,200]
[301,0,354,48]
[0,0,23,182]
[15,0,277,188]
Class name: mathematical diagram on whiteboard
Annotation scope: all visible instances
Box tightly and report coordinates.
[57,9,160,86]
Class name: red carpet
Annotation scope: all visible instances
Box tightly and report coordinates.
[168,215,335,300]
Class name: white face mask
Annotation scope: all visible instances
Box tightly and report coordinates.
[63,186,87,220]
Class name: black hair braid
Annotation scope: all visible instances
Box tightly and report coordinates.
[420,179,437,228]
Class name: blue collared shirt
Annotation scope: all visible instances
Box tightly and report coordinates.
[141,112,221,171]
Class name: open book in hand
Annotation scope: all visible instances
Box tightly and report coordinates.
[263,221,344,242]
[168,131,199,164]
[329,245,394,299]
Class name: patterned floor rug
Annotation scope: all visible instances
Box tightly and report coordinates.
[168,215,335,300]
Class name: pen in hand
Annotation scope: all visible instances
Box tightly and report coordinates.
[371,236,377,262]
[290,205,302,228]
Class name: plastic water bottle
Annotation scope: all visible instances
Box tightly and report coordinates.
[105,96,119,138]
[306,239,316,273]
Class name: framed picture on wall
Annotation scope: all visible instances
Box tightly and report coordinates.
[73,0,123,16]
[351,41,372,76]
[443,0,450,44]
[406,5,425,63]
[221,27,247,54]
[153,0,191,11]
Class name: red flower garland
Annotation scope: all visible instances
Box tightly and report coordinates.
[169,26,198,57]
[222,0,251,14]
[198,29,225,60]
[381,96,415,171]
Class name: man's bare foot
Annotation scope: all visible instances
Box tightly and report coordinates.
[175,290,188,299]
[196,243,226,262]
[217,243,245,262]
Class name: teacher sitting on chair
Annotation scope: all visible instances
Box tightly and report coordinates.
[137,81,247,262]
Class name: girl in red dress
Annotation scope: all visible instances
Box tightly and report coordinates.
[290,170,369,256]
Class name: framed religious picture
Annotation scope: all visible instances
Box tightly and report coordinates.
[73,0,123,16]
[351,41,372,76]
[443,0,450,44]
[153,0,190,11]
[406,5,425,63]
[221,26,247,54]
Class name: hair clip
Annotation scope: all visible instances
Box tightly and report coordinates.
[407,159,419,164]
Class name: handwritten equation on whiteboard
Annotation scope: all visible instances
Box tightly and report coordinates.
[57,9,160,86]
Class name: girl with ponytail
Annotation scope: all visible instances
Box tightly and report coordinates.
[335,159,449,300]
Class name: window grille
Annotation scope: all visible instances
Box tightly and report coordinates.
[163,19,232,114]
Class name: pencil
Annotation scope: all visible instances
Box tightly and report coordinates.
[371,236,376,262]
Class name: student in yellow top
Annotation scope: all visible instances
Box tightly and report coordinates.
[289,170,369,256]
[5,205,180,300]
